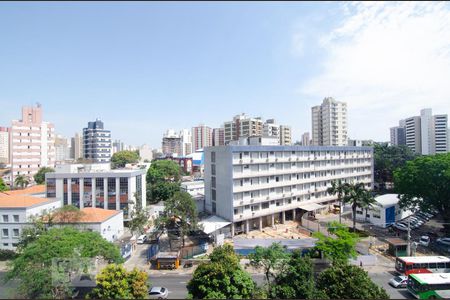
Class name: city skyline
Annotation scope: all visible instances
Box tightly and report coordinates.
[1,2,450,147]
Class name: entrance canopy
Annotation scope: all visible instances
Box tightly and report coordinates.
[199,215,231,234]
[298,202,326,212]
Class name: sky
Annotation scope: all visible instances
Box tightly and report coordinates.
[1,1,450,148]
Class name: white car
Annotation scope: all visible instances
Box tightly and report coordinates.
[389,276,408,288]
[394,223,408,231]
[419,236,430,247]
[437,237,450,247]
[137,234,147,244]
[149,287,169,299]
[410,217,424,225]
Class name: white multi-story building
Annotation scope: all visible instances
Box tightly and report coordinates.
[83,120,111,163]
[395,108,448,155]
[0,189,61,250]
[138,144,153,162]
[280,125,292,146]
[45,163,146,220]
[311,97,348,146]
[10,105,55,184]
[55,134,71,163]
[204,143,373,235]
[180,129,193,156]
[301,132,310,146]
[224,114,264,144]
[0,127,10,164]
[71,132,83,161]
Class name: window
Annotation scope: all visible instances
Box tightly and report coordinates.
[234,209,238,215]
[438,262,446,268]
[212,189,216,201]
[262,203,269,209]
[3,243,8,247]
[12,229,19,238]
[429,263,437,269]
[211,152,216,163]
[2,215,8,223]
[212,202,216,214]
[211,177,216,188]
[2,229,8,238]
[13,215,19,223]
[211,164,216,175]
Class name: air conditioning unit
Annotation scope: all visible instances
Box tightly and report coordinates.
[296,157,299,161]
[240,201,244,205]
[250,159,254,163]
[240,214,243,218]
[275,158,278,162]
[239,159,243,163]
[291,192,294,196]
[252,212,255,216]
[282,194,286,197]
[266,196,270,200]
[250,199,254,203]
[266,158,269,162]
[288,158,292,161]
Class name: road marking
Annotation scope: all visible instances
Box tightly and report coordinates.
[180,281,187,284]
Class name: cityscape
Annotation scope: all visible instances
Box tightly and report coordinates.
[1,2,450,300]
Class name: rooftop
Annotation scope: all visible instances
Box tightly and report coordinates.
[375,194,399,207]
[51,207,122,223]
[0,193,57,208]
[2,185,46,196]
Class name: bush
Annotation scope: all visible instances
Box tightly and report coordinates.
[0,249,18,261]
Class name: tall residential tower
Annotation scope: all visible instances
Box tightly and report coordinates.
[311,97,348,146]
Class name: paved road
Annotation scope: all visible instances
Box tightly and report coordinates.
[369,272,413,299]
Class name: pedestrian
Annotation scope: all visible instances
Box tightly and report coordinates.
[360,261,363,267]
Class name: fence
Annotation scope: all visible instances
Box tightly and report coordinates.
[180,243,208,259]
[300,216,332,237]
[147,243,160,261]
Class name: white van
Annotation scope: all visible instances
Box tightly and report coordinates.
[137,235,147,244]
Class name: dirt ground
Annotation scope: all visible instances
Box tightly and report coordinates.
[233,220,311,240]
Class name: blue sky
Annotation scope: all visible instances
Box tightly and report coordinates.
[1,2,450,148]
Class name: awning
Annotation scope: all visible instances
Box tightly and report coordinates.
[298,202,326,212]
[199,215,231,234]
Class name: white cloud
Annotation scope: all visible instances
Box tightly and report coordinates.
[300,1,450,141]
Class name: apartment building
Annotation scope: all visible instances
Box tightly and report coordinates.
[71,132,83,160]
[311,97,348,146]
[0,127,10,164]
[55,134,71,163]
[204,143,373,235]
[280,125,292,145]
[394,108,449,155]
[83,120,111,163]
[301,132,310,146]
[162,129,182,156]
[224,114,263,144]
[192,125,212,151]
[10,105,55,183]
[180,129,193,156]
[45,163,146,219]
[212,128,225,146]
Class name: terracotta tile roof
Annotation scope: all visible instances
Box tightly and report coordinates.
[0,194,56,208]
[78,208,121,223]
[4,185,46,196]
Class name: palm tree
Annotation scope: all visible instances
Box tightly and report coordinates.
[361,190,377,224]
[327,179,348,224]
[342,182,366,231]
[14,175,29,189]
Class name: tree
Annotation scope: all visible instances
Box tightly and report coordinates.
[148,181,180,204]
[128,194,150,237]
[394,153,450,232]
[360,190,377,223]
[374,143,417,190]
[272,250,328,299]
[14,174,29,189]
[34,167,55,184]
[111,150,140,169]
[158,191,199,246]
[51,205,85,223]
[0,177,8,192]
[342,182,367,231]
[316,263,389,299]
[88,264,148,299]
[146,160,182,203]
[187,245,255,299]
[6,227,123,299]
[312,221,359,264]
[327,179,348,224]
[247,242,289,295]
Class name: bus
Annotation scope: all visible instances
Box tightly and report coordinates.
[396,256,450,275]
[407,273,450,299]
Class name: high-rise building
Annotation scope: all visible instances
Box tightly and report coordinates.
[180,129,193,156]
[394,108,448,155]
[83,119,111,163]
[301,132,310,146]
[138,144,153,162]
[70,132,83,161]
[212,128,225,146]
[10,105,55,183]
[224,114,263,144]
[279,125,292,145]
[204,143,373,235]
[112,140,124,154]
[0,127,10,164]
[311,97,348,146]
[192,124,212,151]
[55,134,71,163]
[162,129,182,156]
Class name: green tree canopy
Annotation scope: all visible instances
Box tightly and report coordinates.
[147,160,181,183]
[248,242,289,295]
[0,177,8,192]
[148,181,180,204]
[394,153,450,232]
[316,263,389,299]
[6,227,123,299]
[342,182,369,230]
[111,150,140,169]
[88,264,148,299]
[327,179,348,223]
[272,250,328,299]
[374,143,417,189]
[33,167,55,184]
[187,245,255,299]
[312,221,359,265]
[14,174,29,189]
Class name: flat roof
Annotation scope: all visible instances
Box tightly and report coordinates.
[410,273,450,285]
[398,256,450,263]
[199,215,231,234]
[386,238,408,246]
[298,202,326,212]
[204,145,373,152]
[0,194,58,208]
[233,238,318,249]
[375,194,399,207]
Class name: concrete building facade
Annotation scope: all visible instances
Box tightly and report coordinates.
[10,105,55,183]
[180,129,193,156]
[212,128,225,146]
[0,127,10,164]
[71,132,83,161]
[162,129,182,157]
[83,120,111,163]
[301,132,310,146]
[45,164,146,220]
[311,97,348,146]
[204,144,373,235]
[192,125,212,151]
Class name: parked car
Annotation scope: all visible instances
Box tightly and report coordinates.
[410,217,424,225]
[419,236,430,247]
[137,234,148,244]
[389,276,408,288]
[437,238,450,247]
[394,223,408,231]
[149,287,169,299]
[415,214,429,222]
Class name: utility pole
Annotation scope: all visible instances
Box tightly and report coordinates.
[407,218,411,256]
